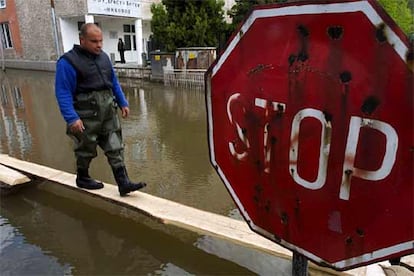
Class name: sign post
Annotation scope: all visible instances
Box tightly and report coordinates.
[292,252,308,276]
[206,0,413,271]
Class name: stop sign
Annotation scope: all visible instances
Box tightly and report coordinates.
[206,0,413,270]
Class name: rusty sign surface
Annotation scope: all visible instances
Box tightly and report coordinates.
[205,0,413,271]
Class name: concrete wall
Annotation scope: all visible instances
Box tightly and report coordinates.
[54,0,87,18]
[15,0,57,61]
[3,59,56,71]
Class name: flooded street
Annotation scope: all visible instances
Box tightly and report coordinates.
[0,69,268,275]
[0,69,233,214]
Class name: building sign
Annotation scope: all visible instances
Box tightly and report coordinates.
[87,0,140,18]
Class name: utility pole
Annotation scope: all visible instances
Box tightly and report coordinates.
[292,252,308,276]
[50,0,61,58]
[0,34,5,71]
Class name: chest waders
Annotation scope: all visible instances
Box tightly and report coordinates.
[68,90,146,195]
[68,90,124,170]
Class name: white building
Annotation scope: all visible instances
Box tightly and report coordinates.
[57,0,162,65]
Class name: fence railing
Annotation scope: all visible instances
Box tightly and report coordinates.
[163,69,206,90]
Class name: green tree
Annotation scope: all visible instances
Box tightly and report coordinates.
[150,0,228,52]
[227,0,286,30]
[150,3,171,50]
[227,0,413,36]
[378,0,413,35]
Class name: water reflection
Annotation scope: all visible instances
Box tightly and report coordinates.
[0,79,32,159]
[0,70,261,275]
[0,70,234,215]
[1,188,251,275]
[0,217,73,275]
[0,70,74,173]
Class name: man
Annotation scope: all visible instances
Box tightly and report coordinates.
[55,23,146,196]
[117,38,126,64]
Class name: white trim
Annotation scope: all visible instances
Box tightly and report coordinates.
[254,223,413,269]
[212,1,408,77]
[333,241,414,268]
[206,75,252,224]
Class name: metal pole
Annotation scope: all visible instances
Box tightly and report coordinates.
[135,18,143,66]
[50,0,61,58]
[292,252,308,276]
[0,32,5,71]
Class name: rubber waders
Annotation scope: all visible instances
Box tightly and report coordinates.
[113,166,146,196]
[76,168,104,189]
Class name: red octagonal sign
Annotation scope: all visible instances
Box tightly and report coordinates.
[206,0,413,270]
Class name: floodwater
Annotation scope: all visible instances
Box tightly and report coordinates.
[0,69,293,275]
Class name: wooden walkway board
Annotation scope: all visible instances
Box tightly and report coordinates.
[1,154,412,276]
[0,163,31,186]
[0,154,292,259]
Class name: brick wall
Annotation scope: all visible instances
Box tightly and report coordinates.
[0,0,23,59]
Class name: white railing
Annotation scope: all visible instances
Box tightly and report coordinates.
[163,69,206,89]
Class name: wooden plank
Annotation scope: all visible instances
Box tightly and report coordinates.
[2,154,412,275]
[0,155,333,272]
[0,154,294,259]
[0,163,31,186]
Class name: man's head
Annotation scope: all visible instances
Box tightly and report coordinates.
[79,23,103,55]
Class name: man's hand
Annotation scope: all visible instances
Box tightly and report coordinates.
[69,119,85,133]
[121,106,130,118]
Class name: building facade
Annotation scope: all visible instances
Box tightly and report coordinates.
[0,0,23,60]
[0,0,235,71]
[0,0,161,69]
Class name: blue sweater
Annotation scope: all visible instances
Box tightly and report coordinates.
[55,58,128,125]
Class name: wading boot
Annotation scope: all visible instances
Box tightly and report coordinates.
[113,166,146,196]
[76,168,104,190]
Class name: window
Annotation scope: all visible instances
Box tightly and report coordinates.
[123,24,136,51]
[12,87,24,108]
[0,22,13,49]
[0,0,6,9]
[1,84,8,105]
[77,21,85,31]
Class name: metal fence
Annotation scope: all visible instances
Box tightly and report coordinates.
[163,69,206,90]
